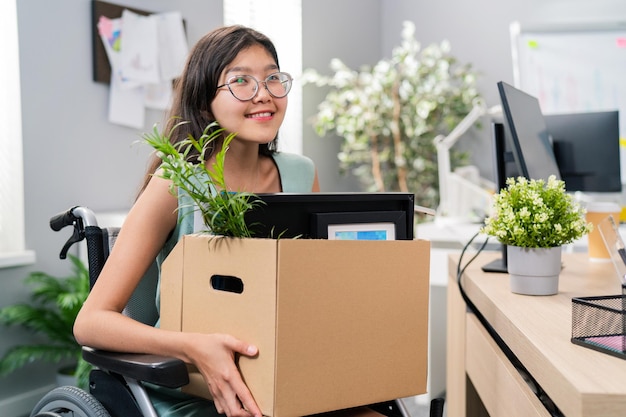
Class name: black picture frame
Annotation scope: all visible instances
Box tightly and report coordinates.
[312,211,407,240]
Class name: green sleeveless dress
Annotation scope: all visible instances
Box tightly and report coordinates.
[150,152,315,417]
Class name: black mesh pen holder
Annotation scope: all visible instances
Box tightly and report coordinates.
[571,292,626,360]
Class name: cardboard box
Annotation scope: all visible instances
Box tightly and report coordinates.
[161,235,430,417]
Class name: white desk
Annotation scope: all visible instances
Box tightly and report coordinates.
[415,221,498,400]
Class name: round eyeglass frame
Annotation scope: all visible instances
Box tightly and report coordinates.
[217,72,293,101]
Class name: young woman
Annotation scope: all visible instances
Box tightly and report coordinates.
[74,25,320,417]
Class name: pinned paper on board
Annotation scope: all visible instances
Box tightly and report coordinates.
[156,11,190,81]
[96,8,188,129]
[108,72,145,129]
[118,10,160,85]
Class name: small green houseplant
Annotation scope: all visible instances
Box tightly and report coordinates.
[0,255,91,388]
[143,120,262,236]
[481,176,592,295]
[481,176,591,248]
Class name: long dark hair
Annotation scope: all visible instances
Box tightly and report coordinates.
[139,25,281,195]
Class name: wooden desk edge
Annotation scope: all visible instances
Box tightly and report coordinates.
[447,251,626,417]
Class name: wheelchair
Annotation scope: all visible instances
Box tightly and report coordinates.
[30,206,444,417]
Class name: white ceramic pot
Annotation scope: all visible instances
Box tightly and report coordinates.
[507,245,562,295]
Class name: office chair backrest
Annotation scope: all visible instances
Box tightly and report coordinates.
[103,227,160,326]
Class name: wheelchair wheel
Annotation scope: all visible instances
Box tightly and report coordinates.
[30,386,111,417]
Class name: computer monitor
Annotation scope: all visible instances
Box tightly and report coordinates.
[497,81,561,182]
[244,192,415,240]
[545,110,621,193]
[484,81,560,273]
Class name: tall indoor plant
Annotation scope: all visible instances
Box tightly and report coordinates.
[0,255,91,388]
[481,176,591,295]
[303,21,482,212]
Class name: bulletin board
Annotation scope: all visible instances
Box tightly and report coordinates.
[511,21,626,180]
[91,0,152,84]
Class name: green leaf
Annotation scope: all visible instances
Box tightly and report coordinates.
[144,120,264,238]
[481,176,591,247]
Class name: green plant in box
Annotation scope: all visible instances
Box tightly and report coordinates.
[143,120,262,237]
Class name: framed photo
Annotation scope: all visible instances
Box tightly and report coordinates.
[312,211,408,240]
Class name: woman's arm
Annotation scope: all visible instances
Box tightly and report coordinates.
[73,175,261,417]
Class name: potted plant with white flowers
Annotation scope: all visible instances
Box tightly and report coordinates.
[481,176,591,295]
[303,21,482,216]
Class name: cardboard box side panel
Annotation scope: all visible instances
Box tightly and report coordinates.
[178,236,279,416]
[160,237,186,332]
[273,239,430,416]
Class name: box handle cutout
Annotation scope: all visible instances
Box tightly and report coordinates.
[211,275,244,294]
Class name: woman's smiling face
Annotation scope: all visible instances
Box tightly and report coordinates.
[211,44,288,146]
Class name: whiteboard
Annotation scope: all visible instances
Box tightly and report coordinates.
[510,21,626,182]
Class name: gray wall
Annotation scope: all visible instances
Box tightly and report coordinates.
[302,0,381,192]
[2,0,625,415]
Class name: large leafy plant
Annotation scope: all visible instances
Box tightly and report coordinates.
[143,120,262,237]
[481,176,592,248]
[0,255,91,389]
[303,21,482,211]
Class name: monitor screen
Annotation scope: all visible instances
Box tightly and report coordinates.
[244,192,415,240]
[544,111,621,193]
[497,81,562,182]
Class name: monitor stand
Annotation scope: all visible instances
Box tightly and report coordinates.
[482,122,509,274]
[482,244,508,273]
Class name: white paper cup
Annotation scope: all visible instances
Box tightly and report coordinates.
[586,202,621,262]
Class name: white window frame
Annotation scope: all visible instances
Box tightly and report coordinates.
[223,0,303,155]
[0,0,35,268]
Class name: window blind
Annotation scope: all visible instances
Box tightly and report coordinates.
[0,0,28,261]
[223,0,303,155]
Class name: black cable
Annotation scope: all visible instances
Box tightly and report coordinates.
[455,233,564,417]
[456,231,489,280]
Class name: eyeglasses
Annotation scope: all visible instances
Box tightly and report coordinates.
[217,72,293,101]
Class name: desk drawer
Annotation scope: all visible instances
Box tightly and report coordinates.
[466,314,550,417]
